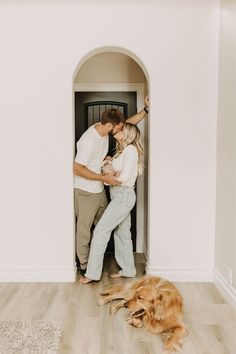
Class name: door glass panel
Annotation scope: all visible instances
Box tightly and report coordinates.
[119,106,124,116]
[93,105,100,124]
[87,106,94,126]
[99,105,105,116]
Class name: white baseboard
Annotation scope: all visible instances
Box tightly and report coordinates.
[146,266,213,282]
[0,267,77,282]
[213,268,236,310]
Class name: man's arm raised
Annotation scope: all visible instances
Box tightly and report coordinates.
[126,96,149,125]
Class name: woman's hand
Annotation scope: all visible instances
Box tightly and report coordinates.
[114,171,121,178]
[102,162,114,174]
[104,155,112,161]
[102,174,121,186]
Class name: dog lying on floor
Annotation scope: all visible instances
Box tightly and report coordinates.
[98,276,187,353]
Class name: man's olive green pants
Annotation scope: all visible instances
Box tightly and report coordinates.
[74,188,108,270]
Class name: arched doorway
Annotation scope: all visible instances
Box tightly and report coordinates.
[72,47,149,274]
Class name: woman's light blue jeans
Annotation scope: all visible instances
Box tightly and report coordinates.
[85,186,136,280]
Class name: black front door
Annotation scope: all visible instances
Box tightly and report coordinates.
[75,91,137,252]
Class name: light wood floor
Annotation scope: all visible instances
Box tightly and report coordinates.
[0,254,236,354]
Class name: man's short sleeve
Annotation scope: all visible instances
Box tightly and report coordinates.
[74,136,94,167]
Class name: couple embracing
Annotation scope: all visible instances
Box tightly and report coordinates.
[73,97,149,284]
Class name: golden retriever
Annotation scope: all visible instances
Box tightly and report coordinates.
[98,276,187,352]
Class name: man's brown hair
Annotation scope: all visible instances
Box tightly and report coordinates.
[101,108,126,126]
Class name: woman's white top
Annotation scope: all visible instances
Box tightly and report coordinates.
[112,145,138,187]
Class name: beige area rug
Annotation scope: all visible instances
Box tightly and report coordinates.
[0,320,63,354]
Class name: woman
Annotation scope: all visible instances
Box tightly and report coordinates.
[79,123,144,284]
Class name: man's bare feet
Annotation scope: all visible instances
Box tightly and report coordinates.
[110,273,123,279]
[79,276,93,284]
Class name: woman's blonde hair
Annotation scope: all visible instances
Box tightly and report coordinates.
[113,123,144,175]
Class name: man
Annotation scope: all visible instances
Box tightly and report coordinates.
[73,97,149,276]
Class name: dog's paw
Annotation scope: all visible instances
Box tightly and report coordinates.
[109,304,119,315]
[164,341,183,353]
[127,316,133,325]
[127,316,143,328]
[98,296,107,306]
[109,306,116,315]
[100,292,109,296]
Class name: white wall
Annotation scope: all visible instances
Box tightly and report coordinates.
[214,0,236,303]
[0,0,219,281]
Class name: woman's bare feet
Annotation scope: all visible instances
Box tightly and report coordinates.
[79,276,93,284]
[110,273,123,279]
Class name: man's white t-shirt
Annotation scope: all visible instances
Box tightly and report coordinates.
[74,124,108,193]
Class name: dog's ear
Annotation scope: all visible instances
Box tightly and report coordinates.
[165,294,183,318]
[125,289,136,301]
[154,293,166,321]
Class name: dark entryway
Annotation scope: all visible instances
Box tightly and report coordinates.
[75,91,137,252]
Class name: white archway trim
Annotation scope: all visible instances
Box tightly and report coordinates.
[72,46,150,84]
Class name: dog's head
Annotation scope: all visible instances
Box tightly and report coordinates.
[124,286,162,316]
[124,285,183,322]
